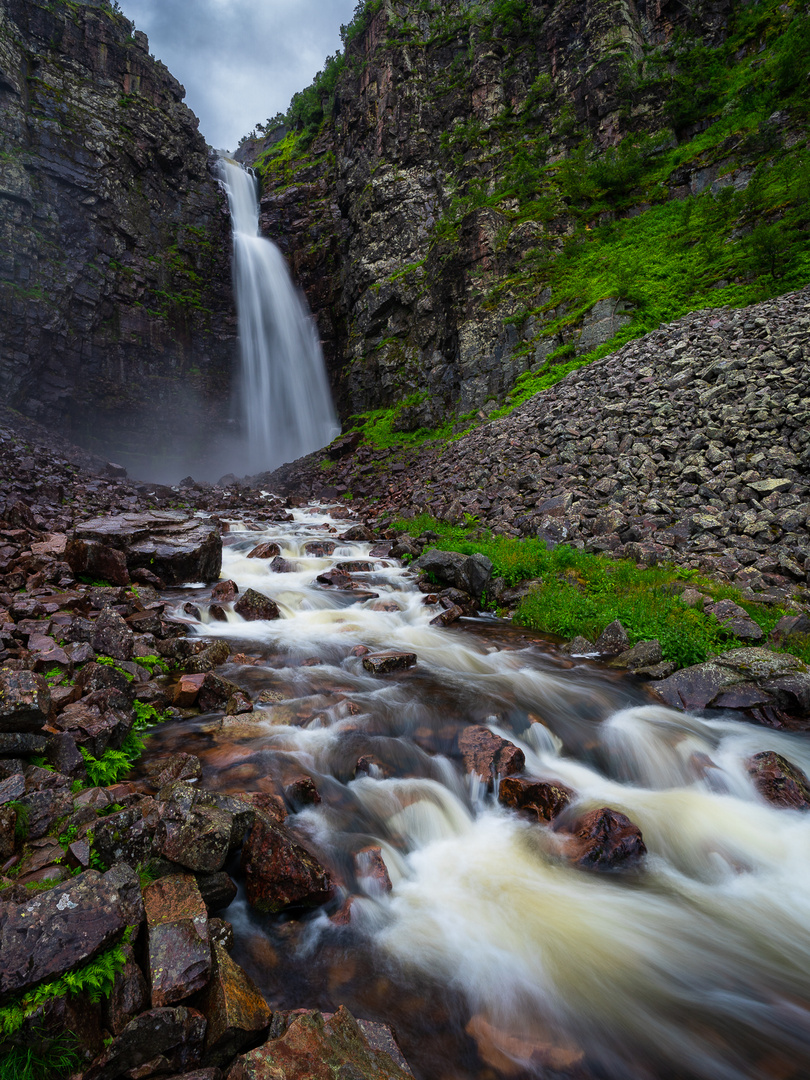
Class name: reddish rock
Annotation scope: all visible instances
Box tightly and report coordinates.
[247,542,281,559]
[269,555,296,573]
[498,777,573,822]
[340,524,375,542]
[91,607,134,661]
[234,589,280,622]
[65,538,131,587]
[430,603,464,627]
[355,846,392,895]
[747,751,810,809]
[85,1006,207,1080]
[93,800,160,868]
[148,752,203,788]
[362,652,417,675]
[104,943,150,1036]
[565,807,647,871]
[284,775,321,807]
[458,726,525,787]
[240,816,333,914]
[228,1006,413,1080]
[197,941,272,1065]
[303,540,336,556]
[156,799,233,874]
[337,560,374,573]
[0,667,52,732]
[0,867,135,1002]
[144,874,212,1008]
[173,673,208,708]
[212,580,239,602]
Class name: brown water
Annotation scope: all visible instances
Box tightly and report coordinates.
[144,507,810,1080]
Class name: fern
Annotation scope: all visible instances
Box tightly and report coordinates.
[80,730,146,787]
[95,656,134,682]
[8,801,29,844]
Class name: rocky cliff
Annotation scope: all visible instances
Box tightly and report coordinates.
[243,0,809,434]
[0,0,236,474]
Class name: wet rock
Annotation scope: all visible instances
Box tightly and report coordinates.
[240,816,333,914]
[412,549,492,602]
[340,524,374,542]
[226,692,254,716]
[92,608,135,661]
[458,726,525,787]
[0,867,136,1002]
[362,652,417,674]
[498,777,573,822]
[85,1006,207,1080]
[209,603,229,622]
[355,846,392,895]
[198,941,272,1065]
[143,874,211,1007]
[228,1006,414,1080]
[93,800,160,869]
[75,512,222,585]
[185,602,203,621]
[181,641,232,674]
[0,668,52,732]
[608,640,663,671]
[656,647,810,720]
[104,944,150,1036]
[561,636,596,656]
[65,538,131,587]
[146,753,203,789]
[284,775,321,808]
[746,751,810,809]
[156,797,233,874]
[247,543,281,559]
[303,540,336,557]
[269,555,296,573]
[45,732,87,781]
[593,620,630,656]
[212,581,239,602]
[196,871,238,915]
[234,589,280,622]
[565,807,647,871]
[430,603,464,627]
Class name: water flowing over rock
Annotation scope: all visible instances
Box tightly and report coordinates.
[217,160,339,474]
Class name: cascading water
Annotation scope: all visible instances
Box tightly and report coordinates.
[218,159,339,474]
[144,509,810,1080]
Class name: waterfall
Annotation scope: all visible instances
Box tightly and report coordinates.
[218,158,339,474]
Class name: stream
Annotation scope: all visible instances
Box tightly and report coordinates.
[143,505,810,1080]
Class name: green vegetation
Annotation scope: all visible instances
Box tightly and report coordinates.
[78,699,166,788]
[0,1042,83,1080]
[396,515,808,669]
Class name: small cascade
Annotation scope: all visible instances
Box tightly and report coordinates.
[218,159,339,474]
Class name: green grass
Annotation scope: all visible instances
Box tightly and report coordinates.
[0,1043,83,1080]
[396,515,806,669]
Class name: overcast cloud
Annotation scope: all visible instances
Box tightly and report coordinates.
[119,0,359,151]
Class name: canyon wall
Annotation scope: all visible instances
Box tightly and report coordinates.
[0,0,237,471]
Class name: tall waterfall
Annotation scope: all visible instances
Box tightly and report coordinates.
[218,159,339,474]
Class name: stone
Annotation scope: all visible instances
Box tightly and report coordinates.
[240,816,333,914]
[228,1006,413,1080]
[705,599,764,642]
[430,603,464,627]
[85,1007,207,1080]
[269,555,296,573]
[608,640,663,670]
[0,668,52,732]
[196,871,239,915]
[593,620,630,655]
[156,799,233,874]
[458,726,525,787]
[284,775,321,808]
[247,543,281,559]
[92,608,135,661]
[75,513,223,586]
[498,776,573,822]
[412,549,492,601]
[65,539,131,587]
[104,944,150,1036]
[198,941,272,1065]
[564,807,647,871]
[143,874,212,1008]
[362,652,417,674]
[746,751,810,809]
[355,846,392,895]
[0,868,135,1002]
[226,692,254,716]
[234,589,281,621]
[147,753,203,788]
[212,581,239,602]
[340,524,375,541]
[561,636,596,656]
[93,801,160,869]
[303,541,336,556]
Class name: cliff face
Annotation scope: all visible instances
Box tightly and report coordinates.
[0,0,236,471]
[245,0,807,433]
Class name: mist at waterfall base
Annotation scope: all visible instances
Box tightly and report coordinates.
[218,158,340,476]
[142,508,810,1080]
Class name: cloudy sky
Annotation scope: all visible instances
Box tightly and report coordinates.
[120,0,359,151]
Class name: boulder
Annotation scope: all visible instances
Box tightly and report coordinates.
[498,777,573,822]
[65,538,131,587]
[212,580,239,602]
[746,751,810,809]
[705,599,763,642]
[85,1006,207,1080]
[593,620,630,656]
[303,541,335,556]
[104,944,150,1036]
[0,668,52,732]
[234,590,280,622]
[74,512,222,585]
[362,652,417,674]
[564,807,647,871]
[93,801,160,868]
[412,549,492,602]
[198,941,272,1065]
[247,543,281,560]
[92,608,134,661]
[0,867,138,1002]
[156,799,233,874]
[240,816,333,914]
[143,874,212,1007]
[228,1006,413,1080]
[608,639,663,671]
[458,726,525,787]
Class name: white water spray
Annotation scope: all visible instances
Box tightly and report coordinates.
[218,159,339,474]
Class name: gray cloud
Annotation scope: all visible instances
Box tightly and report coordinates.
[119,0,359,151]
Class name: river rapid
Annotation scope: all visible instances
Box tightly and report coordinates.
[144,505,810,1080]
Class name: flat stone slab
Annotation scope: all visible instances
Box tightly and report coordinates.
[143,874,211,1008]
[74,512,222,585]
[362,652,417,675]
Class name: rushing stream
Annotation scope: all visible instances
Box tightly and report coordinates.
[144,507,810,1080]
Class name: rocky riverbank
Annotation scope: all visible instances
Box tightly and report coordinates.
[260,286,810,610]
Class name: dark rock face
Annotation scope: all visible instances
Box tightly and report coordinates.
[746,751,810,810]
[458,726,525,787]
[197,941,272,1065]
[85,1005,207,1080]
[498,776,573,823]
[0,667,52,732]
[143,874,212,1008]
[0,0,237,469]
[413,549,493,602]
[234,589,281,622]
[565,807,647,871]
[361,652,417,675]
[240,815,333,914]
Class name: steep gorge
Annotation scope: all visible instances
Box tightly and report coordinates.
[240,0,809,435]
[0,0,237,472]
